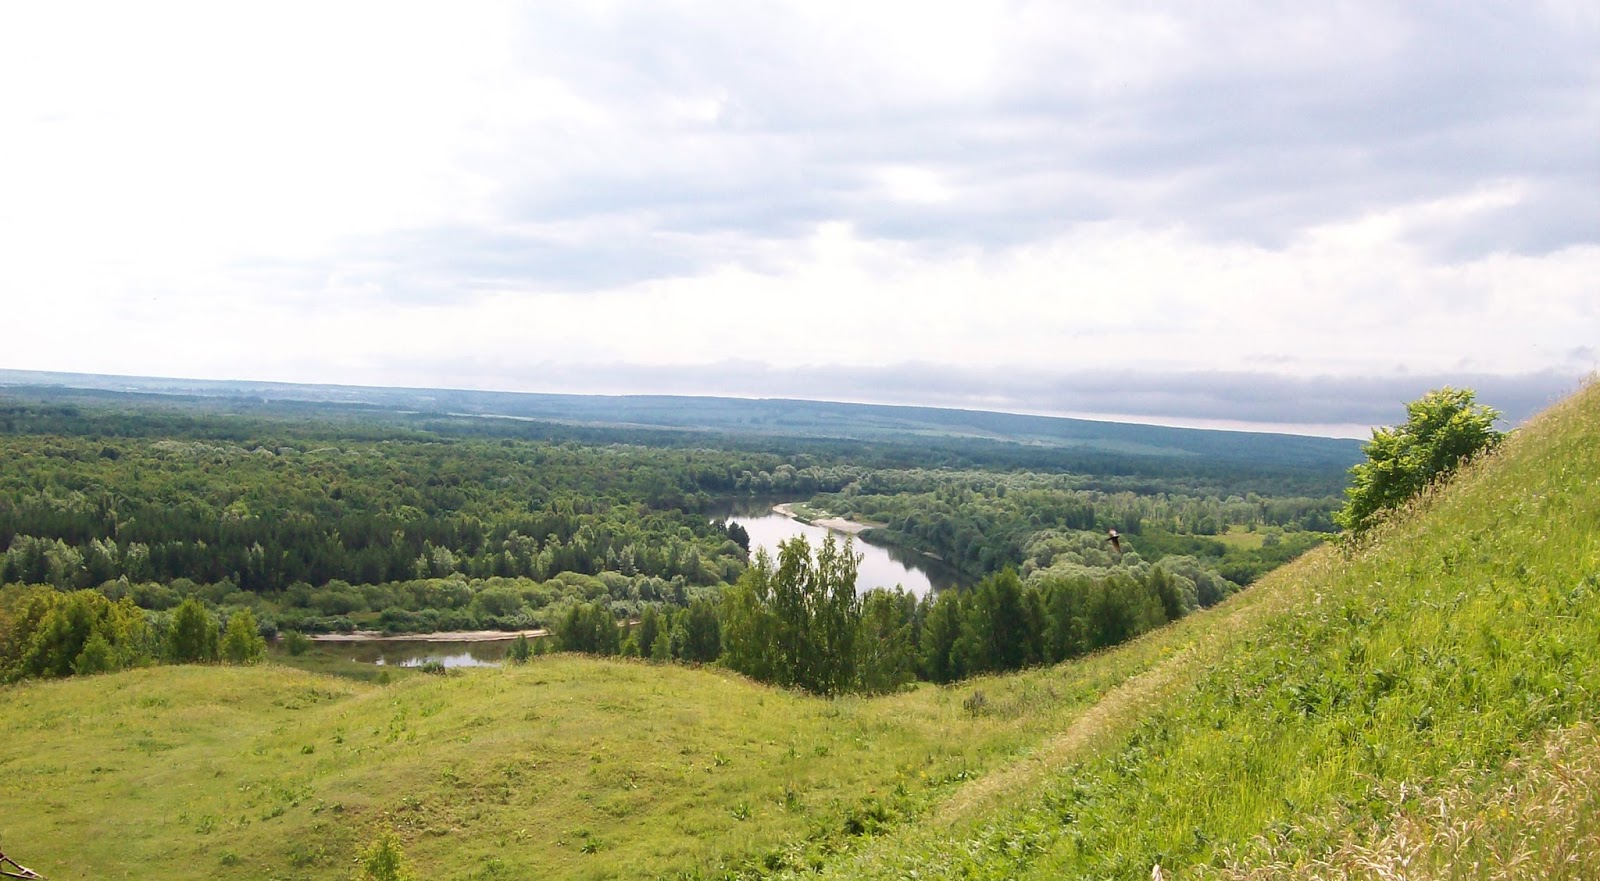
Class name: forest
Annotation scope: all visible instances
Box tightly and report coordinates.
[0,387,1352,690]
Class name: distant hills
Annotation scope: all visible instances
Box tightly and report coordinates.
[0,369,1363,473]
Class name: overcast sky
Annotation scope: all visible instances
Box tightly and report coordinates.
[2,2,1595,436]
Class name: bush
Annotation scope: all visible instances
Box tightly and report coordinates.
[506,632,532,664]
[354,832,417,881]
[282,629,313,656]
[1336,387,1504,535]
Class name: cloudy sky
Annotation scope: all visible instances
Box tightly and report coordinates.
[2,2,1596,436]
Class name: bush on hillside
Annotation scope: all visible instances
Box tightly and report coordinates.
[1336,387,1504,535]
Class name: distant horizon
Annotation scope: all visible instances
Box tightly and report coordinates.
[4,364,1582,441]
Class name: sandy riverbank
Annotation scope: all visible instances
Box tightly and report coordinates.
[771,503,884,535]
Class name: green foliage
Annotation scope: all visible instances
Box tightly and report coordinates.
[801,382,1600,880]
[721,535,861,696]
[673,598,722,663]
[166,597,220,663]
[954,570,1038,676]
[554,601,621,655]
[918,589,965,683]
[635,605,663,660]
[73,631,116,675]
[0,586,152,682]
[505,632,532,664]
[221,608,267,665]
[354,832,416,881]
[1336,386,1504,534]
[855,588,917,694]
[809,472,1340,581]
[282,629,312,656]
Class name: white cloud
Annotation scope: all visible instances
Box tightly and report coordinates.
[0,1,1595,430]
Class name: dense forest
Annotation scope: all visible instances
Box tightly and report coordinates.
[0,388,1351,688]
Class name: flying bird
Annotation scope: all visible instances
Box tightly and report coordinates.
[1107,528,1122,555]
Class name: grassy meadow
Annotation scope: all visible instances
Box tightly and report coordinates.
[0,595,1247,881]
[2,381,1596,880]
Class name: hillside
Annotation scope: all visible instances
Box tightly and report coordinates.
[820,379,1600,879]
[0,381,1594,880]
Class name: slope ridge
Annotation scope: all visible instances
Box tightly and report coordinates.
[815,380,1600,880]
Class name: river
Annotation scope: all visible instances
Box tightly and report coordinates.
[710,498,963,597]
[301,500,959,668]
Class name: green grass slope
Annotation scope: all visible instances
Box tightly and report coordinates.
[0,604,1253,881]
[818,380,1600,880]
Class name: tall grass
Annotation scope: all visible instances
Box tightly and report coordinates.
[817,382,1600,880]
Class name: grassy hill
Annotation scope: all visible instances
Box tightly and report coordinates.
[821,379,1600,880]
[1,381,1595,880]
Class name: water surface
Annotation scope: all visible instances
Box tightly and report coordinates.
[712,498,963,597]
[313,639,506,668]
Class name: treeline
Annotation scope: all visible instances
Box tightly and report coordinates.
[0,430,789,595]
[809,471,1338,579]
[551,599,723,664]
[0,566,727,642]
[0,586,266,684]
[1,388,1358,497]
[723,535,1239,693]
[0,397,1336,625]
[2,532,1237,694]
[720,535,1238,693]
[542,535,1242,696]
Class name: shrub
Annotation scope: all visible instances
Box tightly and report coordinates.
[282,630,312,656]
[1337,387,1504,535]
[353,832,416,881]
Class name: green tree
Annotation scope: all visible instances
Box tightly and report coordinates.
[555,601,620,655]
[856,588,916,694]
[719,558,780,680]
[282,629,312,656]
[675,599,722,663]
[1,588,152,682]
[73,631,116,675]
[1336,387,1504,535]
[956,569,1033,676]
[918,590,964,682]
[636,605,662,660]
[718,535,861,695]
[804,535,860,695]
[506,632,533,664]
[221,609,267,665]
[167,597,220,663]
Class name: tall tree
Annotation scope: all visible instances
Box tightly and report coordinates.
[167,597,220,663]
[221,608,267,664]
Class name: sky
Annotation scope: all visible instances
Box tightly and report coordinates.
[2,2,1596,437]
